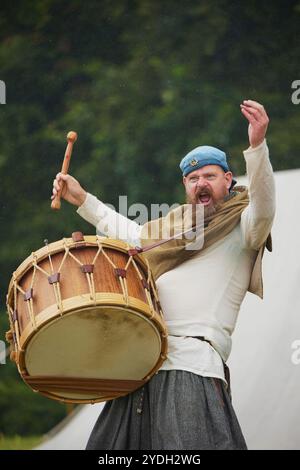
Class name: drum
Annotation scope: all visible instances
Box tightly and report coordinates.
[6,233,168,404]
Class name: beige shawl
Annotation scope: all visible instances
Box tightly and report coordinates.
[140,186,272,299]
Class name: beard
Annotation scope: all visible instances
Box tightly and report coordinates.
[185,191,217,220]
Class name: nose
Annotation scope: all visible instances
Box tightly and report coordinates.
[196,178,209,189]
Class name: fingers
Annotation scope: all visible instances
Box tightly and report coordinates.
[51,173,68,199]
[240,105,257,124]
[243,99,265,115]
[240,100,269,125]
[241,100,269,121]
[52,178,61,196]
[56,172,69,181]
[53,179,60,191]
[240,104,260,122]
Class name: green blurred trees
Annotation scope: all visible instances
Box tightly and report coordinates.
[0,314,67,436]
[0,0,299,435]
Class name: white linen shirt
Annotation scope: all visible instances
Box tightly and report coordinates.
[77,140,275,383]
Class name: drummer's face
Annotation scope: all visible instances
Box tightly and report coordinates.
[183,165,233,209]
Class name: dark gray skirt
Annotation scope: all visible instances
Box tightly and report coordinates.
[86,370,247,450]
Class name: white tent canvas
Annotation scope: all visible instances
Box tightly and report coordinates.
[228,168,300,450]
[37,168,300,450]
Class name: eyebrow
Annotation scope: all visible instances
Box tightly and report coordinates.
[188,171,218,179]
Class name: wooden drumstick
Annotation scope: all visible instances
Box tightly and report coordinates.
[51,131,77,210]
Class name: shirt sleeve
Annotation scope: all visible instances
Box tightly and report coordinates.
[240,139,276,250]
[76,193,142,247]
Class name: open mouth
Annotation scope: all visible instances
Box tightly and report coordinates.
[197,192,212,206]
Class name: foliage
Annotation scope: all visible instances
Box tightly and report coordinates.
[0,313,67,436]
[0,434,42,450]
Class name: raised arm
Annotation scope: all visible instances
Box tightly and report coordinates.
[239,100,276,249]
[77,193,142,246]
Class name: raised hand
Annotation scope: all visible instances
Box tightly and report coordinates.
[240,100,269,148]
[51,173,87,207]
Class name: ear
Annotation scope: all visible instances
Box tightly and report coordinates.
[182,175,187,188]
[224,171,233,191]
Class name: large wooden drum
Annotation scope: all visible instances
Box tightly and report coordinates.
[6,233,168,404]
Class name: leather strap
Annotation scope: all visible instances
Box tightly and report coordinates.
[128,224,202,256]
[176,335,232,398]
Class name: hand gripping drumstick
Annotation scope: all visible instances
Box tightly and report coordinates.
[51,131,77,210]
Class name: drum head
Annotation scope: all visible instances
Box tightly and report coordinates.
[24,306,162,401]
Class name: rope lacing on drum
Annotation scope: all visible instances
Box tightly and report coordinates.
[126,246,166,322]
[126,254,155,318]
[6,274,21,358]
[32,246,64,315]
[7,297,21,352]
[61,236,129,306]
[62,238,96,304]
[13,259,37,331]
[96,236,129,305]
[126,250,168,344]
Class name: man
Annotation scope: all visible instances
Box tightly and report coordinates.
[52,100,275,450]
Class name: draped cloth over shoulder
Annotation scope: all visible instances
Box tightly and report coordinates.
[140,186,272,299]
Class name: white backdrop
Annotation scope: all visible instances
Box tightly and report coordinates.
[228,168,300,450]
